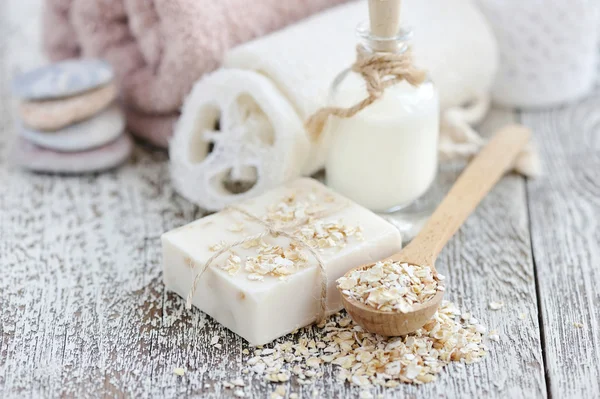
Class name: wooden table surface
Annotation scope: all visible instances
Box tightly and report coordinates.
[1,1,599,398]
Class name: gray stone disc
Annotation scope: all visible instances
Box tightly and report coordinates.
[12,59,114,100]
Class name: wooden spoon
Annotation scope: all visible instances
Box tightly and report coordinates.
[339,124,532,336]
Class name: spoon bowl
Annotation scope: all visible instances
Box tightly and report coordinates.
[339,263,444,336]
[338,125,531,336]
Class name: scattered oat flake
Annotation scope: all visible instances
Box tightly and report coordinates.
[248,273,265,281]
[173,367,186,376]
[489,301,504,310]
[242,300,487,387]
[488,330,500,342]
[518,312,526,320]
[306,357,321,367]
[232,378,245,387]
[219,252,242,275]
[338,317,352,327]
[573,322,584,328]
[209,241,226,252]
[270,385,286,399]
[290,393,299,399]
[228,223,245,232]
[211,335,220,345]
[359,391,374,399]
[234,390,245,397]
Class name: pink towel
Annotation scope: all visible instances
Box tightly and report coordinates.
[125,109,179,148]
[43,0,347,147]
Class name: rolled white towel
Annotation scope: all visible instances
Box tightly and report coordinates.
[171,0,528,211]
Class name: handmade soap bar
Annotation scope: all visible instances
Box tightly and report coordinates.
[162,178,402,345]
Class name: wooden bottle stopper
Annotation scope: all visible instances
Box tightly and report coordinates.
[368,0,402,52]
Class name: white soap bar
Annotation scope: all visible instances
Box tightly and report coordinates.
[162,178,402,345]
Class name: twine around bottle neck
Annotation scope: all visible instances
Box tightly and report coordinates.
[305,42,426,140]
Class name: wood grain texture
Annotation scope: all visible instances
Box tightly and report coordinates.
[522,87,600,398]
[0,0,572,397]
[402,124,531,267]
[427,110,547,399]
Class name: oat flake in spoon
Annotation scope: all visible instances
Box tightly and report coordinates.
[337,260,445,313]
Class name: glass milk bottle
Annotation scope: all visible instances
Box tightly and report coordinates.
[325,0,440,224]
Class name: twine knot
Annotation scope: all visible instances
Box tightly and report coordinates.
[306,44,426,140]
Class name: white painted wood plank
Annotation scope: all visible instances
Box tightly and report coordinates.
[420,109,547,399]
[522,88,600,398]
[0,0,547,397]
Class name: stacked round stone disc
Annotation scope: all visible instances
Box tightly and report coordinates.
[11,59,133,173]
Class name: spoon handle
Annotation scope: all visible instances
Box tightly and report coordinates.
[396,124,532,267]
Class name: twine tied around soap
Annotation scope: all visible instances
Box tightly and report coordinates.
[185,203,348,324]
[305,44,427,139]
